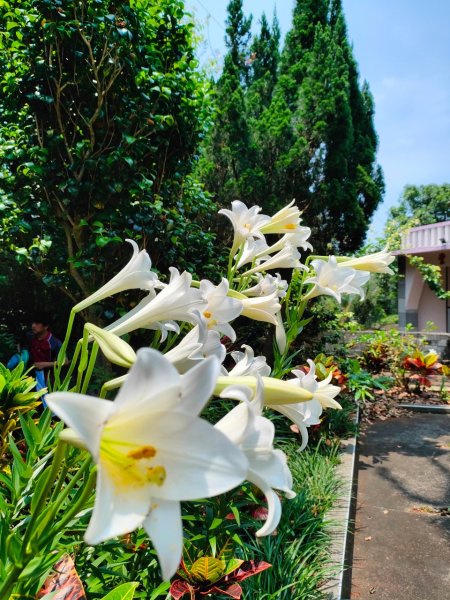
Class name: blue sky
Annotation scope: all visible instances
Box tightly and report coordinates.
[186,0,450,241]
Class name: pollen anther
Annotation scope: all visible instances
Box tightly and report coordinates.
[128,445,157,460]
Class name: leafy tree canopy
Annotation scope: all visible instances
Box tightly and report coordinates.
[0,0,217,324]
[389,184,450,227]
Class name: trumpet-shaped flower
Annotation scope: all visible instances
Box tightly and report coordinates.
[240,291,281,326]
[260,229,313,256]
[164,318,226,374]
[337,247,395,274]
[200,279,243,342]
[219,201,270,255]
[106,268,205,338]
[236,238,270,270]
[216,379,295,536]
[303,257,370,302]
[74,240,159,312]
[275,398,322,451]
[227,345,271,377]
[242,244,302,277]
[46,349,248,581]
[271,361,341,449]
[259,200,302,235]
[242,273,288,299]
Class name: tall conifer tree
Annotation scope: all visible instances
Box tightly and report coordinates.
[198,0,384,252]
[247,12,280,113]
[197,0,258,204]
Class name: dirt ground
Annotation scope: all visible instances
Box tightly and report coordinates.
[359,374,450,424]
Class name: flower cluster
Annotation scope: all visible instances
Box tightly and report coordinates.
[48,200,394,581]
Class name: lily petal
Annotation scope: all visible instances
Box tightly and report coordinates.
[250,473,282,537]
[143,499,183,581]
[180,356,220,415]
[215,398,251,444]
[85,465,153,545]
[114,348,181,414]
[46,392,115,458]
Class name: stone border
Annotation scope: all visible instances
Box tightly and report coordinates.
[324,409,359,600]
[398,403,450,414]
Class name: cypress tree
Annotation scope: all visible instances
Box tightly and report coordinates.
[197,0,261,205]
[247,12,280,113]
[265,0,383,251]
[198,0,383,253]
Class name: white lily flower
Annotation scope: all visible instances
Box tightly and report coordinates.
[46,349,248,581]
[216,379,295,536]
[164,318,226,374]
[242,273,289,299]
[259,229,313,256]
[272,360,341,449]
[228,345,271,377]
[74,240,159,312]
[236,238,270,270]
[219,200,270,255]
[259,200,302,235]
[200,278,243,342]
[242,244,302,277]
[337,246,395,274]
[240,291,281,326]
[275,398,322,451]
[106,268,205,338]
[85,323,136,368]
[303,257,370,302]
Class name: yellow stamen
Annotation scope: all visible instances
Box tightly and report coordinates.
[100,433,166,489]
[285,223,296,230]
[147,466,166,486]
[128,445,157,460]
[203,310,212,319]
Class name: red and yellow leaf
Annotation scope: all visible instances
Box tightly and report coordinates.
[169,579,196,600]
[189,557,225,584]
[37,554,86,600]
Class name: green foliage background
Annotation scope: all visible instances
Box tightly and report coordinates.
[0,0,219,333]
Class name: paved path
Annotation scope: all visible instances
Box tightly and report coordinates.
[348,413,450,600]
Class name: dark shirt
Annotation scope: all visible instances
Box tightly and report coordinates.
[29,331,62,368]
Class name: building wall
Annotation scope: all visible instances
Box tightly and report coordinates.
[403,251,449,332]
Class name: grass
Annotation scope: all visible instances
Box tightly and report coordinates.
[239,440,342,599]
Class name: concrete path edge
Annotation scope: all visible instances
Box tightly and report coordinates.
[398,403,450,414]
[324,408,360,600]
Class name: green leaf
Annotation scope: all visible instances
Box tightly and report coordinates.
[96,236,111,248]
[100,582,139,600]
[148,581,170,599]
[209,517,222,530]
[30,465,52,514]
[190,557,225,584]
[230,504,240,526]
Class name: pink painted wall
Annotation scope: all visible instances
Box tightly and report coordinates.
[405,251,449,331]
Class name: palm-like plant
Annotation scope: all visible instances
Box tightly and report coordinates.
[0,362,44,464]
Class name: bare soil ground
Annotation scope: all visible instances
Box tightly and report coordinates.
[359,374,449,424]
